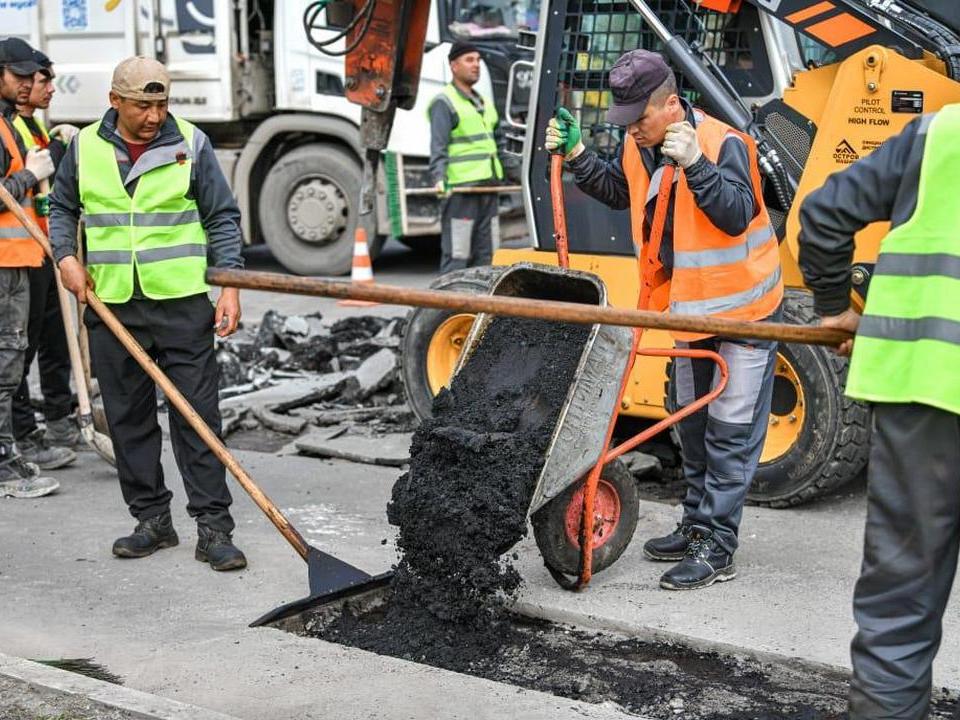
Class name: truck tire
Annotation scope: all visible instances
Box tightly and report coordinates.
[747,289,871,506]
[532,459,640,578]
[258,143,382,276]
[400,266,503,421]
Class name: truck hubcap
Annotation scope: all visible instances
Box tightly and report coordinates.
[287,178,349,245]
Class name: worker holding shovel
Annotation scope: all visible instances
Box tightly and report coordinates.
[0,37,59,499]
[799,107,960,720]
[49,56,247,571]
[545,49,783,591]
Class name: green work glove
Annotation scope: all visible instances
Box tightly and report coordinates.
[545,107,585,160]
[34,193,49,218]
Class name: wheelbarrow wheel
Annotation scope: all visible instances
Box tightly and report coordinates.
[532,458,640,578]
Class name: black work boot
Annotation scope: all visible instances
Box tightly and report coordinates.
[112,512,179,558]
[659,529,736,591]
[195,525,247,571]
[643,522,694,561]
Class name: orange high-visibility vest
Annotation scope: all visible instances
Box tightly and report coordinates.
[0,117,42,268]
[622,109,782,340]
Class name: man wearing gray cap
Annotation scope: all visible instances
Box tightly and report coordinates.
[50,56,247,571]
[0,36,59,499]
[546,49,783,591]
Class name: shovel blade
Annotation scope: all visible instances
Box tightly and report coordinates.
[306,545,373,596]
[80,421,116,467]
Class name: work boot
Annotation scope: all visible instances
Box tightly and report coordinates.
[45,416,81,448]
[195,525,247,571]
[18,428,76,470]
[643,522,694,561]
[659,528,736,591]
[0,455,59,498]
[112,512,179,558]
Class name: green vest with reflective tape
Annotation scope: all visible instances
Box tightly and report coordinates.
[77,116,207,303]
[430,83,503,186]
[845,105,960,415]
[12,114,49,150]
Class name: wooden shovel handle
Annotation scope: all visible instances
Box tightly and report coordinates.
[206,268,854,347]
[0,181,311,561]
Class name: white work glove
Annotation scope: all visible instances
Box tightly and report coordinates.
[49,123,80,145]
[433,179,452,198]
[661,121,702,168]
[25,148,55,182]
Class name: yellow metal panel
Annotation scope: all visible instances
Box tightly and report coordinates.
[783,47,960,271]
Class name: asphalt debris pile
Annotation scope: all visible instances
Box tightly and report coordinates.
[216,311,415,449]
[321,316,591,655]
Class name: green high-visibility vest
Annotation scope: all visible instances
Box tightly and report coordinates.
[845,105,960,415]
[429,83,503,186]
[12,114,49,150]
[77,116,208,303]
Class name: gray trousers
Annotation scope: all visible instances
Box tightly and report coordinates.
[670,310,780,554]
[850,402,960,720]
[439,191,499,273]
[0,268,29,457]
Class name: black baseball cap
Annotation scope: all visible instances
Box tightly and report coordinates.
[33,49,52,77]
[606,49,673,125]
[449,41,480,62]
[0,37,41,76]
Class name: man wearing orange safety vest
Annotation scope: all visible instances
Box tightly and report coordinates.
[0,37,59,499]
[545,49,783,591]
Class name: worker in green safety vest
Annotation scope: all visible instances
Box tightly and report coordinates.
[10,48,82,473]
[798,105,960,720]
[50,56,248,573]
[428,41,505,272]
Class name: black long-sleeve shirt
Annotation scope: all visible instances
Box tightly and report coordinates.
[49,109,243,271]
[566,102,757,273]
[0,96,39,202]
[798,116,924,316]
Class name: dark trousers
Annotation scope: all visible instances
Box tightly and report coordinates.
[85,293,234,533]
[849,402,960,720]
[0,268,29,455]
[12,259,73,438]
[669,307,781,554]
[439,191,499,273]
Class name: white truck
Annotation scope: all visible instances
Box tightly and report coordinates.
[5,0,535,275]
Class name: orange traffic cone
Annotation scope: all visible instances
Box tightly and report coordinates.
[338,225,379,307]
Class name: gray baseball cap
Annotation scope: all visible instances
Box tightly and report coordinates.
[605,49,673,126]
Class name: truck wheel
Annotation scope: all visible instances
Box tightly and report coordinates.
[400,266,503,421]
[748,289,871,506]
[258,143,382,276]
[532,459,640,578]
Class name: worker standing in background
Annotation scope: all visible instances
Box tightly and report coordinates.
[10,49,82,470]
[545,50,783,591]
[428,41,505,272]
[0,37,59,499]
[798,107,960,720]
[50,57,247,571]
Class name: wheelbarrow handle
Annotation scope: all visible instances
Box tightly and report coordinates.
[206,268,854,348]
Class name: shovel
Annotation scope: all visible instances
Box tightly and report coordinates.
[0,182,381,615]
[10,181,115,465]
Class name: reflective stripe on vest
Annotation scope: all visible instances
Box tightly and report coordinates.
[845,104,960,415]
[430,84,503,186]
[0,117,42,267]
[77,117,208,303]
[622,110,782,339]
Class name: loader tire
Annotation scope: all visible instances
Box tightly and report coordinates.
[532,459,639,578]
[747,289,871,507]
[259,143,383,276]
[400,266,504,421]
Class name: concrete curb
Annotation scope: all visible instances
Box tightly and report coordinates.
[0,652,244,720]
